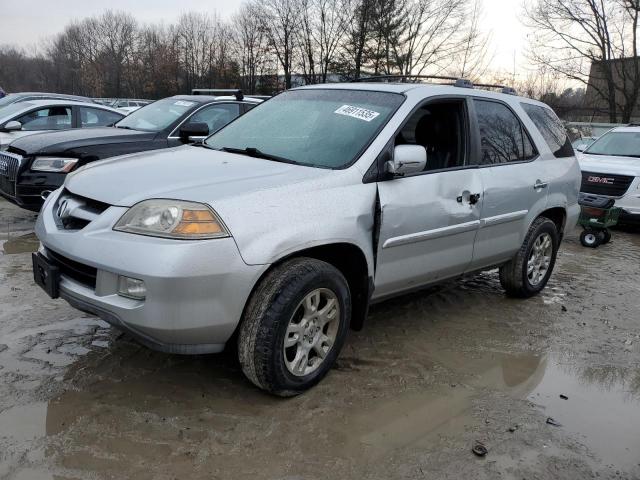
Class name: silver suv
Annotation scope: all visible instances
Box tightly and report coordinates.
[33,82,581,395]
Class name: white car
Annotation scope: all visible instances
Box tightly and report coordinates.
[111,99,152,115]
[578,125,640,224]
[0,100,124,150]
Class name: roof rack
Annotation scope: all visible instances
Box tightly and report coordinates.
[191,89,244,101]
[351,75,517,96]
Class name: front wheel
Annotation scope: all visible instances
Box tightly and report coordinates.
[238,258,351,396]
[499,217,559,298]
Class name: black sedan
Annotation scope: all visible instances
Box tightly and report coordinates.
[0,92,262,211]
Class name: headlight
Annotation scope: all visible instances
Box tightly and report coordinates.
[31,157,79,173]
[114,199,229,239]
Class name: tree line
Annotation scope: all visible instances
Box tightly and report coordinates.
[0,0,490,99]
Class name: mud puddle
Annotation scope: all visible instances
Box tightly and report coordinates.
[335,351,640,471]
[1,348,638,479]
[527,361,640,470]
[1,232,39,255]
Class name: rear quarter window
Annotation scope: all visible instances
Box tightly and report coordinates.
[521,103,573,158]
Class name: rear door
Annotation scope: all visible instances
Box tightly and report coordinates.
[468,98,550,270]
[374,97,484,299]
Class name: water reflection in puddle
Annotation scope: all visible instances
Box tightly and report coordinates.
[0,349,638,476]
[528,361,640,469]
[1,232,39,255]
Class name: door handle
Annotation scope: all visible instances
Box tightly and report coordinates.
[457,192,481,205]
[534,181,548,190]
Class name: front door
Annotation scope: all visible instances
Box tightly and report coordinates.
[373,98,483,299]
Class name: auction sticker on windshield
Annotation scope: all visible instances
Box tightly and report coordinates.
[334,105,380,122]
[174,101,196,107]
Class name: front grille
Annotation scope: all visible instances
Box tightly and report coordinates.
[47,248,97,289]
[0,151,23,197]
[581,171,634,197]
[54,189,111,230]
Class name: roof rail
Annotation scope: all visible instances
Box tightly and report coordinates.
[191,89,244,101]
[351,75,517,96]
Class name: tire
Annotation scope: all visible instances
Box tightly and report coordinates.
[499,217,559,298]
[601,229,611,244]
[580,229,601,248]
[238,257,351,397]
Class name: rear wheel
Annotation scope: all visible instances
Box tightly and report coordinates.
[580,229,601,248]
[238,258,351,396]
[601,228,611,244]
[500,217,559,298]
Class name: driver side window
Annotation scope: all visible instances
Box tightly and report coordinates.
[190,104,241,134]
[395,100,467,172]
[17,107,72,131]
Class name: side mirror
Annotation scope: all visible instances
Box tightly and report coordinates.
[179,122,209,143]
[2,120,22,132]
[575,146,585,152]
[386,145,427,176]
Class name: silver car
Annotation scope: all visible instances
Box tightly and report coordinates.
[33,82,581,395]
[0,100,124,150]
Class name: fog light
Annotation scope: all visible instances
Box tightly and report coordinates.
[117,276,146,300]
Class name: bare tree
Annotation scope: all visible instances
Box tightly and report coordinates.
[338,0,374,79]
[258,0,301,89]
[297,0,349,83]
[525,0,640,122]
[448,0,493,81]
[233,3,271,93]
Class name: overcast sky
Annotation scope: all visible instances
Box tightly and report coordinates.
[0,0,529,75]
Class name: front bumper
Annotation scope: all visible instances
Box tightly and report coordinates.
[36,191,268,354]
[612,179,640,223]
[0,158,65,212]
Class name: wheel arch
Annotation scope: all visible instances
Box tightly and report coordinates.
[240,242,372,334]
[538,206,567,238]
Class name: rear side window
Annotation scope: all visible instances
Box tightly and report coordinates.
[80,107,122,127]
[521,103,573,158]
[474,100,536,165]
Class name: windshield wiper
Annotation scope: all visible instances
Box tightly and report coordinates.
[115,125,134,130]
[219,146,300,165]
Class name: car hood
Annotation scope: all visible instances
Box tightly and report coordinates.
[578,153,640,177]
[64,145,333,207]
[9,127,153,155]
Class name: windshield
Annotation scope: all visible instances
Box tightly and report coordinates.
[0,94,22,110]
[585,131,640,157]
[115,98,195,132]
[0,102,33,121]
[205,89,404,169]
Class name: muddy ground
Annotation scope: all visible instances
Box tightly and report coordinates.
[0,197,639,480]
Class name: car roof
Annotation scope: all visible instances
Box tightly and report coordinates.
[610,125,640,133]
[12,92,92,100]
[15,99,120,109]
[296,82,546,105]
[169,95,262,104]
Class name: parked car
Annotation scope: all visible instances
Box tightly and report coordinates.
[0,94,261,211]
[32,81,580,395]
[0,92,95,111]
[0,100,124,151]
[577,125,640,224]
[110,99,153,115]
